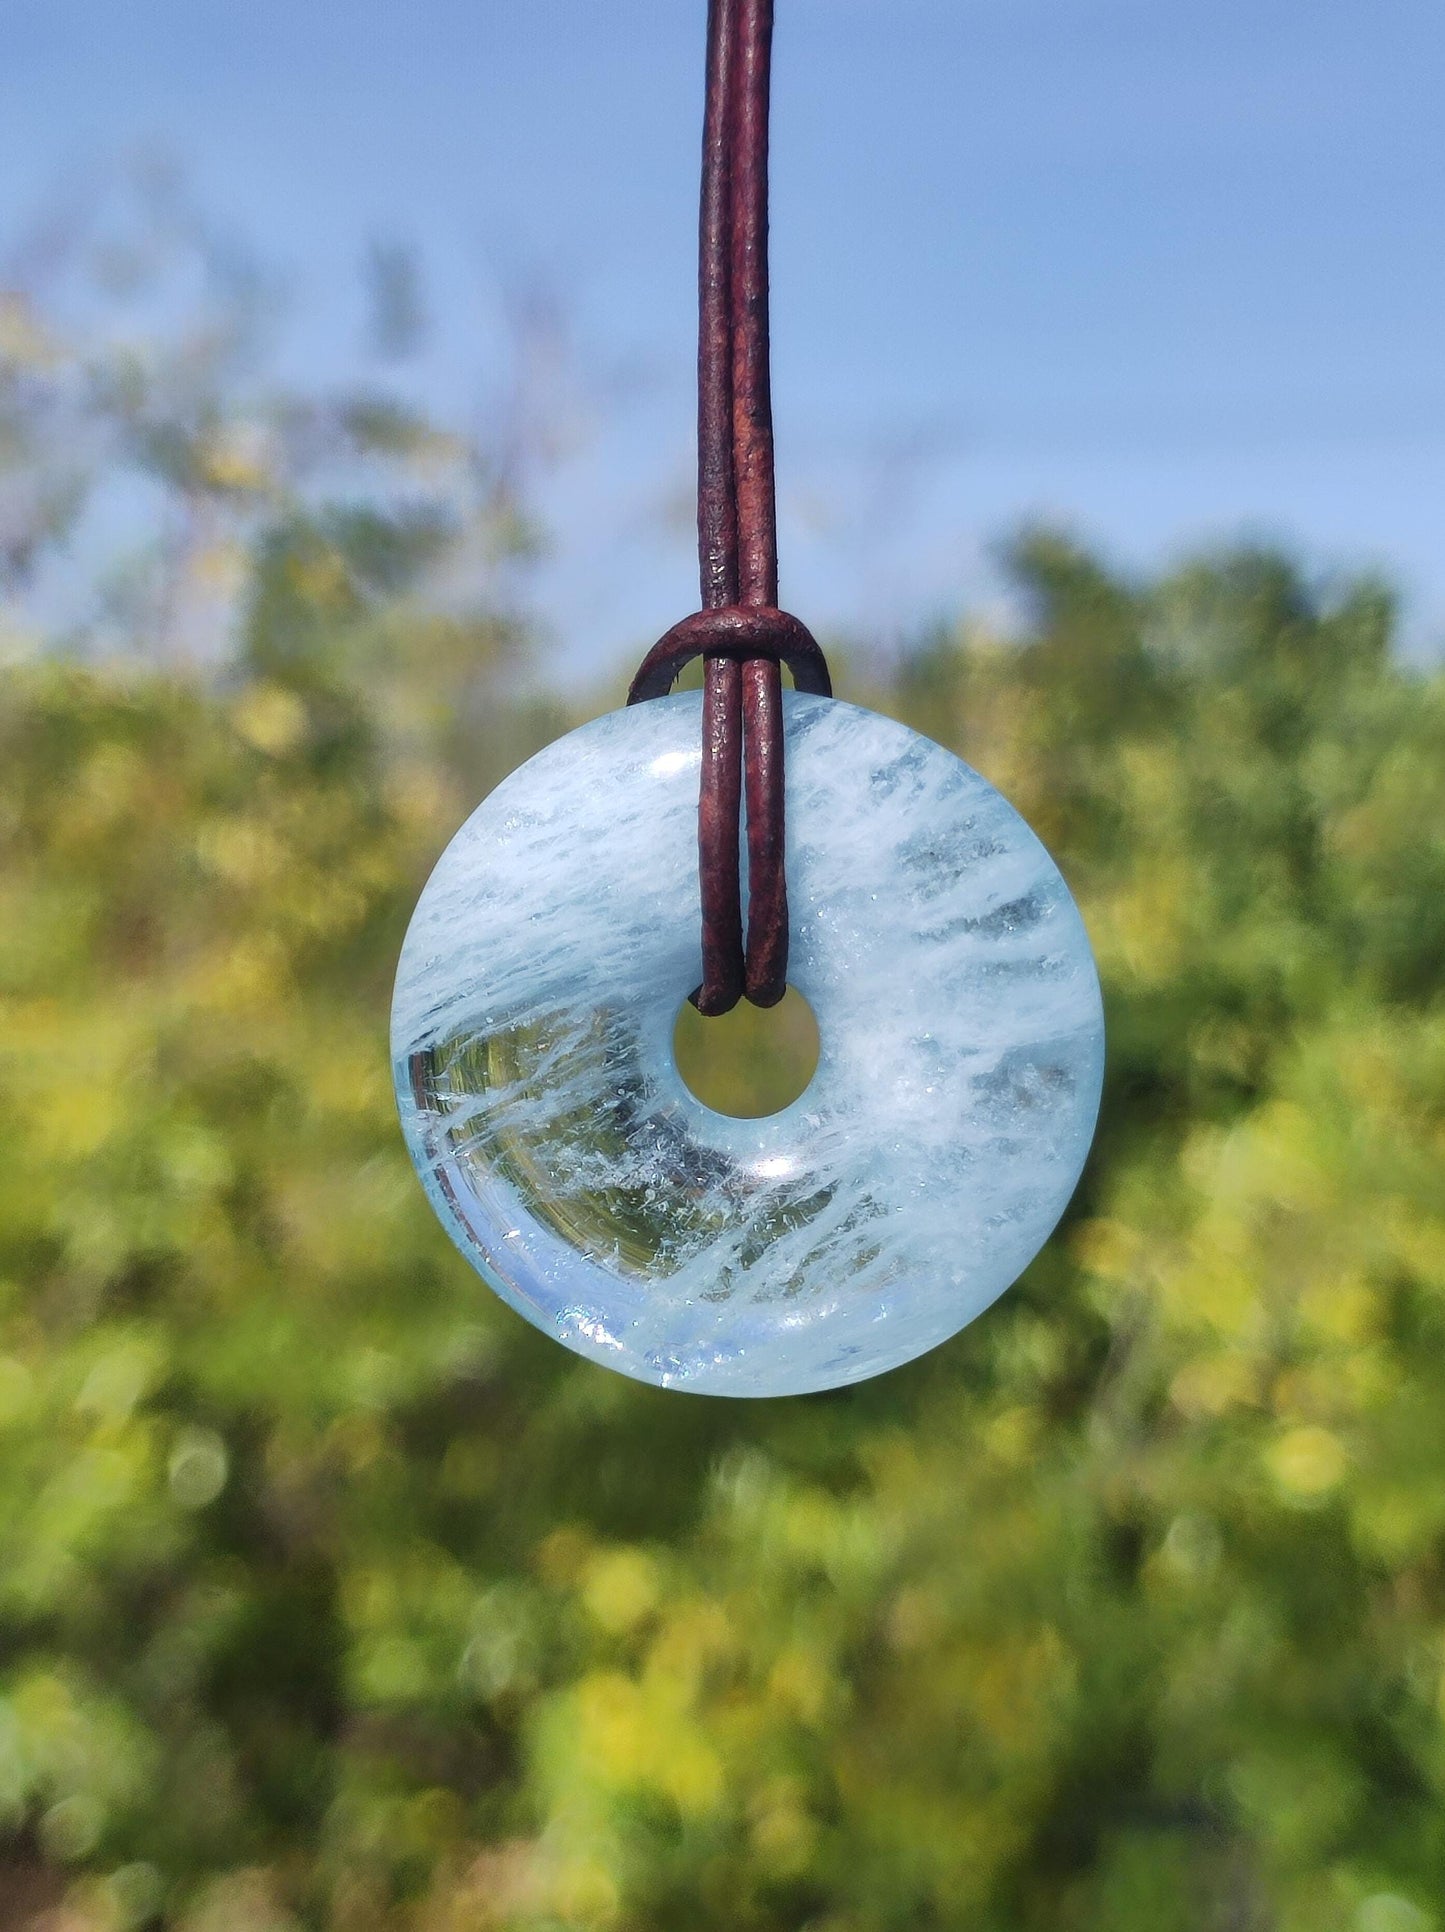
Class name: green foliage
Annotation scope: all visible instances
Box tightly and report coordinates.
[0,519,1442,1932]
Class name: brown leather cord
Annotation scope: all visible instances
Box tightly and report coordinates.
[626,0,831,1016]
[628,606,831,702]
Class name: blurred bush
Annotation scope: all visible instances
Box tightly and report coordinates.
[2,180,1445,1932]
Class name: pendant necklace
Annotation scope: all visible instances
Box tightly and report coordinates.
[391,0,1105,1396]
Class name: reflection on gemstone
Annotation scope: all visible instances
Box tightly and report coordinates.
[410,1003,837,1279]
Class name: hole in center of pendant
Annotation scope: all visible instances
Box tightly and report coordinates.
[672,985,821,1119]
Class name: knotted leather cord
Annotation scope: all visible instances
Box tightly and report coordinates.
[627,0,831,1016]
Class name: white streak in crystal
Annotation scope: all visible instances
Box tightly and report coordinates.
[392,693,1104,1396]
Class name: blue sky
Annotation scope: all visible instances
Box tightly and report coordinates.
[3,0,1443,678]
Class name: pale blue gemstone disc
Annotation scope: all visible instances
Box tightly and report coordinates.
[392,692,1104,1397]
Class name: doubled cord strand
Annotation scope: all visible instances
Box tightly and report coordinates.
[695,0,745,1015]
[629,0,830,1016]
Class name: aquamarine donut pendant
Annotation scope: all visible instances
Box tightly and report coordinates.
[392,691,1104,1397]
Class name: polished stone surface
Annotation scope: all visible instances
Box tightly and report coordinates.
[393,692,1104,1396]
